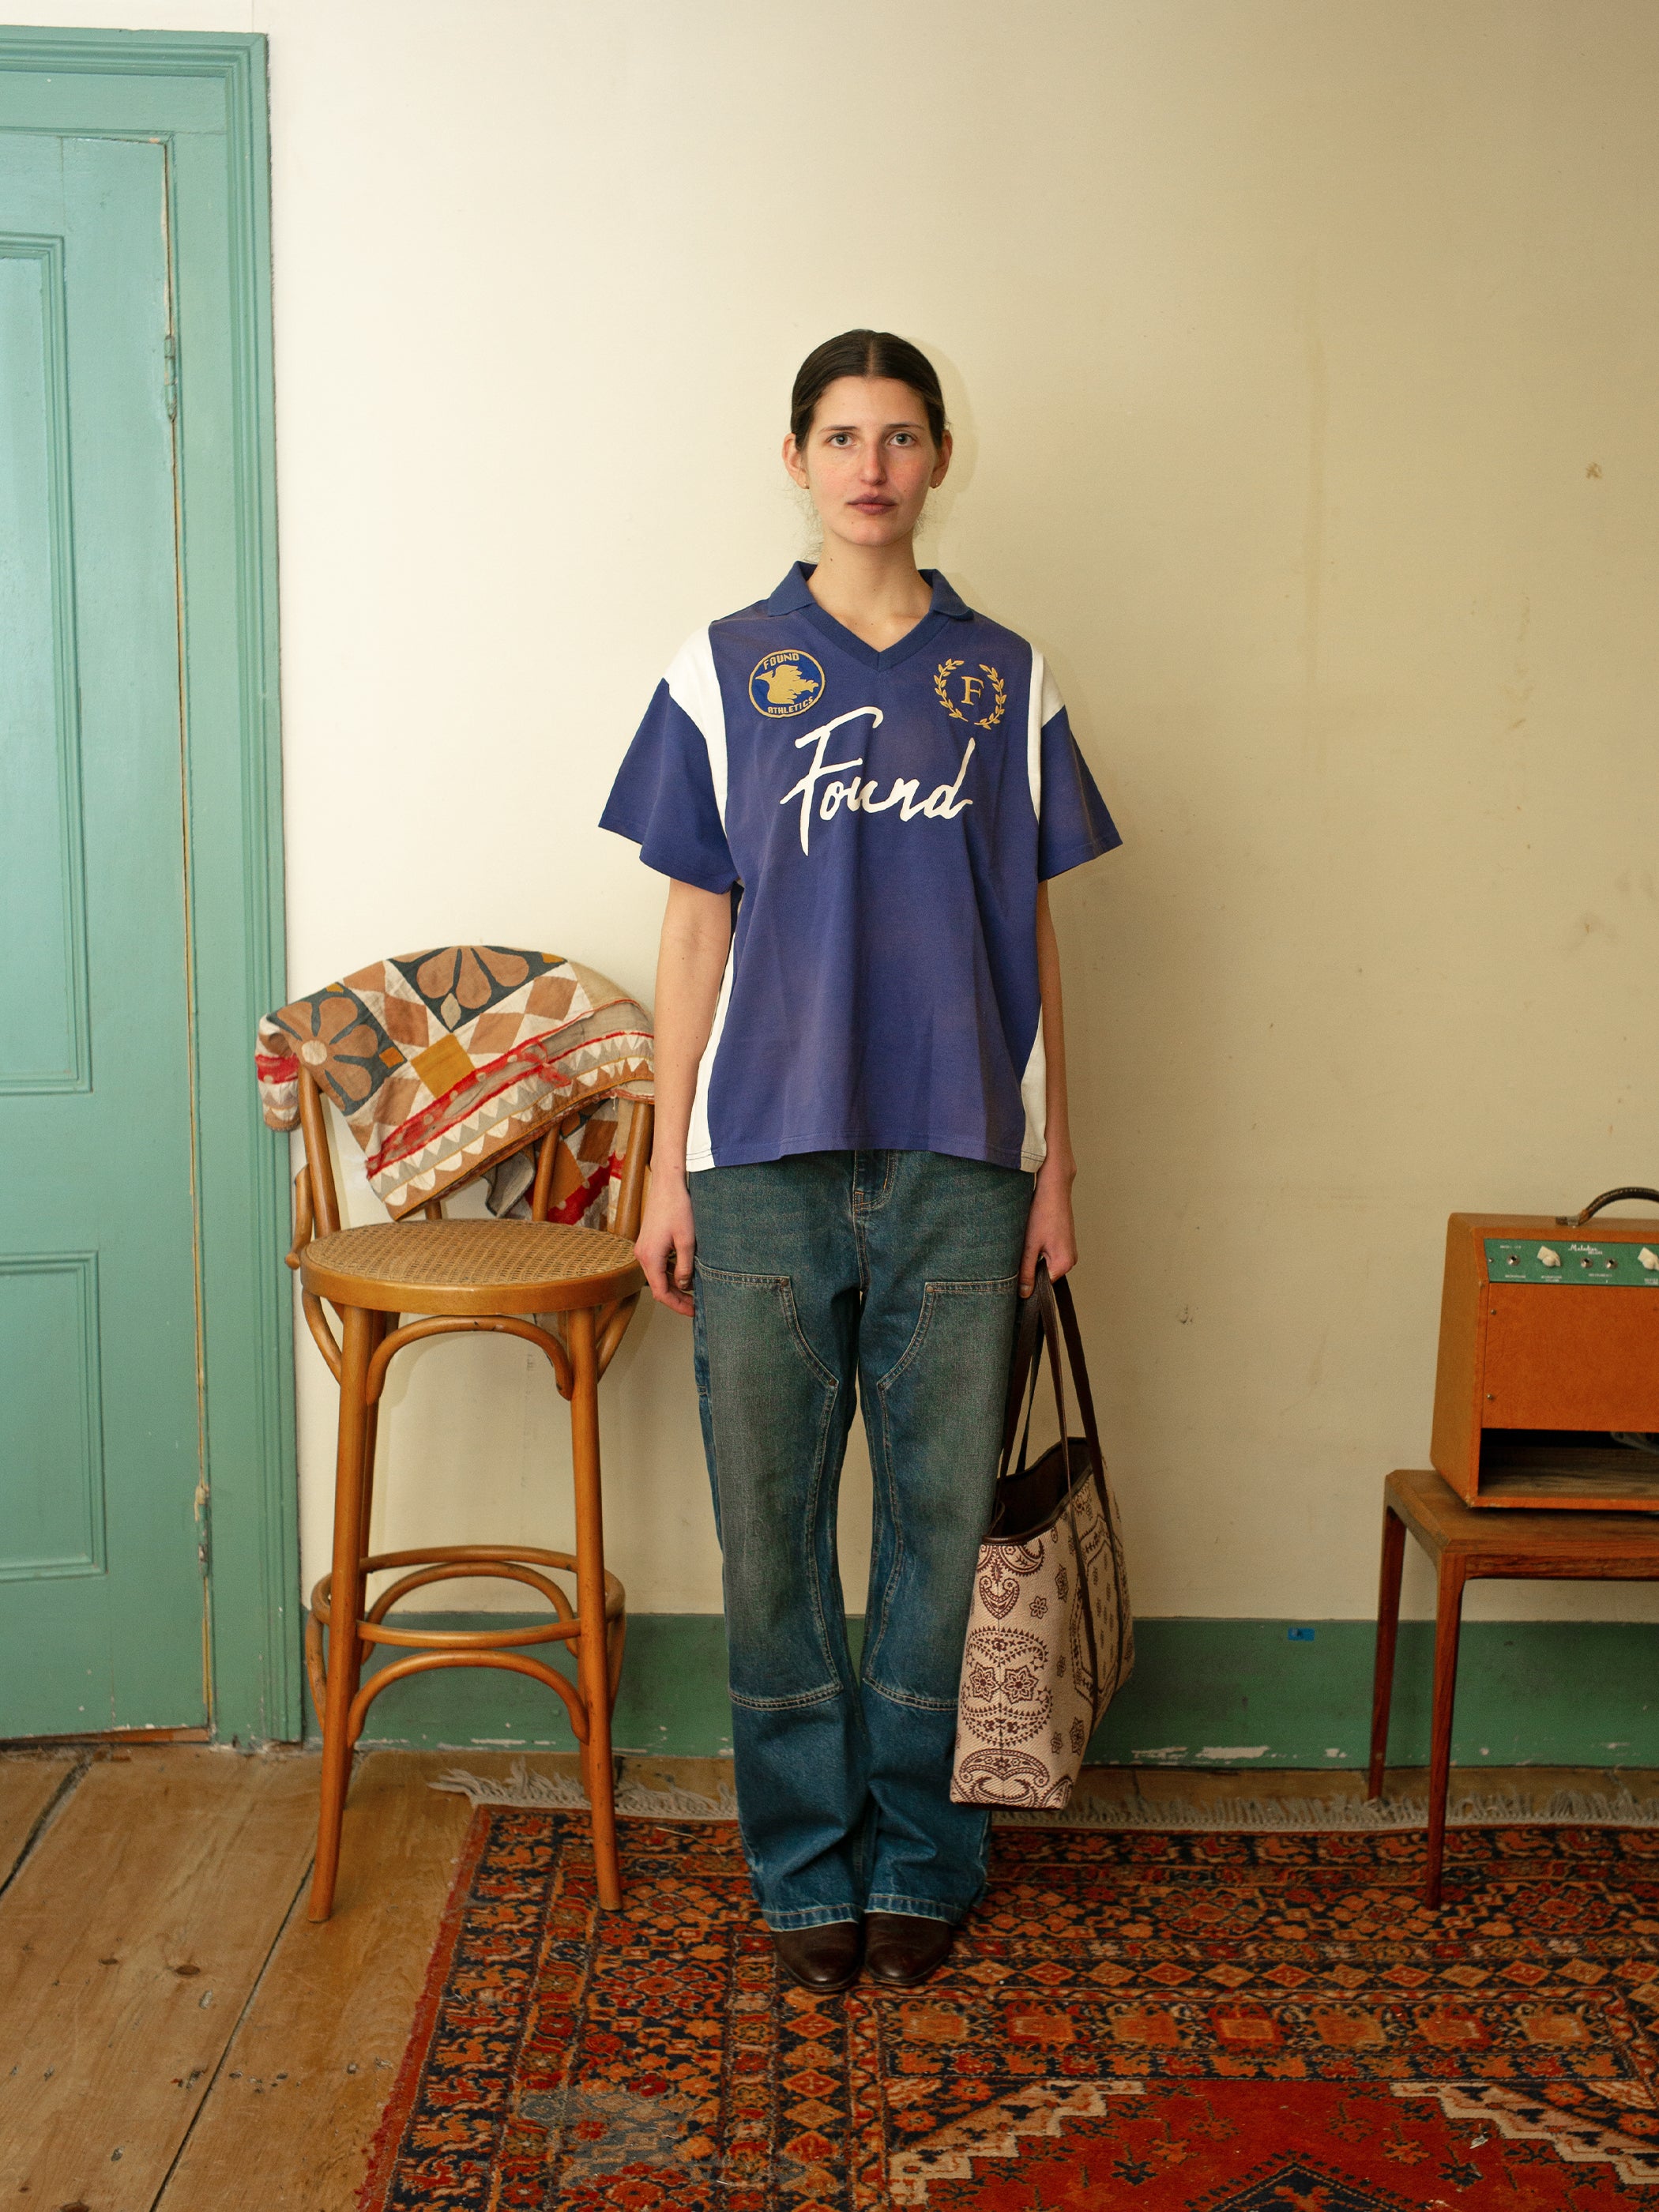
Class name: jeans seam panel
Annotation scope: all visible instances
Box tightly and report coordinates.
[862,1672,959,1714]
[863,1275,1019,1684]
[728,1680,844,1712]
[700,1260,845,1693]
[864,1362,908,1681]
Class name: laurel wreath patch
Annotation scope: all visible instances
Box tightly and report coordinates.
[935,658,1007,729]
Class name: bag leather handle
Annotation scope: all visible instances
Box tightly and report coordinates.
[995,1266,1105,1713]
[1556,1187,1659,1227]
[1000,1279,1049,1466]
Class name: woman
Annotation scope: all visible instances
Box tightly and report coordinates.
[600,330,1119,1992]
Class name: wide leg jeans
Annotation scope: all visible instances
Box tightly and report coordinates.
[689,1149,1031,1931]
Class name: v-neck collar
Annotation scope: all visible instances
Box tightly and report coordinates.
[766,561,972,672]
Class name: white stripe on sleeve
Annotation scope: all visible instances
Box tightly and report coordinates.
[666,626,728,828]
[1025,650,1045,818]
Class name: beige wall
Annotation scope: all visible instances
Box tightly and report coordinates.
[15,0,1659,1625]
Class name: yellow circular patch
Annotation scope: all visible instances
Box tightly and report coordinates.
[749,650,826,719]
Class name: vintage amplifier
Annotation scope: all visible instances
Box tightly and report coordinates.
[1431,1188,1659,1510]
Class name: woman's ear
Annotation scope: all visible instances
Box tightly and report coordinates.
[782,432,810,489]
[930,430,954,489]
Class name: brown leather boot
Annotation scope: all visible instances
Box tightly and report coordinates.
[773,1920,863,1993]
[863,1912,954,1986]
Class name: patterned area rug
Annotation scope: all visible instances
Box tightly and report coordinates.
[359,1813,1659,2209]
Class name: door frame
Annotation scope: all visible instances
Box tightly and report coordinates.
[0,31,295,1742]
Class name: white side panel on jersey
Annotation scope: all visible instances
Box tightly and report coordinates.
[1025,651,1045,817]
[685,940,735,1172]
[1018,1020,1048,1171]
[1025,650,1066,821]
[1040,660,1064,726]
[1022,651,1063,1165]
[666,626,728,826]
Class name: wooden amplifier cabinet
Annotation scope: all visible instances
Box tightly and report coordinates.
[1431,1190,1659,1510]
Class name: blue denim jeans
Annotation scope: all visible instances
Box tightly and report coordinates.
[689,1149,1032,1932]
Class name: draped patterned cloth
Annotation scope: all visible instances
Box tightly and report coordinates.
[256,946,653,1225]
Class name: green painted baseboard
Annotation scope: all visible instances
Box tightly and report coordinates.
[316,1613,1659,1769]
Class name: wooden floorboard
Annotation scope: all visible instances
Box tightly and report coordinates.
[0,1749,81,1888]
[0,1747,316,2212]
[156,1751,483,2212]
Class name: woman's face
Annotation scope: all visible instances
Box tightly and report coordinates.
[784,374,952,551]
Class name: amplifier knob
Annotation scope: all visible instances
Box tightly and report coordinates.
[1537,1245,1561,1267]
[1642,1248,1659,1272]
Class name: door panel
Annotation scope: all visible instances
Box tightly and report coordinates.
[0,135,205,1732]
[0,1255,104,1580]
[0,237,85,1089]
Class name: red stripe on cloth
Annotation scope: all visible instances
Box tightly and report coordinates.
[366,1025,649,1179]
[551,1154,622,1226]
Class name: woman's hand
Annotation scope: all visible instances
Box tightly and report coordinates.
[1020,1155,1077,1296]
[637,1166,697,1316]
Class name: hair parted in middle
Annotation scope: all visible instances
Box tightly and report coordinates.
[789,329,948,450]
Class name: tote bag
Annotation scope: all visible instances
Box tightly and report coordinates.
[950,1269,1134,1810]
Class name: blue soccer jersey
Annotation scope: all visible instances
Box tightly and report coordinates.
[600,564,1120,1173]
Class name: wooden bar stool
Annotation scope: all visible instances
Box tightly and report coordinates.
[287,1066,650,1921]
[1367,1465,1659,1906]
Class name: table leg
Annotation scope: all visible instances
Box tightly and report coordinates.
[1424,1556,1467,1909]
[1367,1499,1407,1800]
[569,1304,623,1912]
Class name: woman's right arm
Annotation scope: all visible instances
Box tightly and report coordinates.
[635,879,733,1315]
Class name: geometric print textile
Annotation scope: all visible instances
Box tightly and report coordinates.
[256,946,653,1222]
[357,1811,1659,2210]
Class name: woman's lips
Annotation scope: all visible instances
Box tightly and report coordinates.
[850,498,896,512]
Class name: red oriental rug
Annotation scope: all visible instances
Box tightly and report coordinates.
[359,1812,1659,2210]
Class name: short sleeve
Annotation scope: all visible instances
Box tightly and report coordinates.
[600,649,738,893]
[1036,684,1122,882]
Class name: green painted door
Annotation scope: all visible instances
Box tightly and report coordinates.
[0,134,205,1732]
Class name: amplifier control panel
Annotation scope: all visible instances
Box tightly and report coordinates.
[1484,1237,1659,1286]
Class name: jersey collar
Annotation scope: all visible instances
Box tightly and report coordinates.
[766,561,972,672]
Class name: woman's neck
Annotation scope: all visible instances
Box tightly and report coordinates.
[806,539,933,652]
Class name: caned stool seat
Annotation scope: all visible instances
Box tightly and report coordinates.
[288,1063,653,1924]
[301,1220,641,1315]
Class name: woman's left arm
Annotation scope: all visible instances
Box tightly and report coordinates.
[1020,882,1078,1295]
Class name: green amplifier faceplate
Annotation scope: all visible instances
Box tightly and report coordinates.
[1484,1236,1659,1286]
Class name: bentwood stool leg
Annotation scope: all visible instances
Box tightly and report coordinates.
[310,1302,376,1923]
[1367,1499,1407,1800]
[355,1315,387,1668]
[569,1304,623,1910]
[1424,1556,1468,1909]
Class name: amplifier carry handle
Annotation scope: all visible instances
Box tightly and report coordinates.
[1557,1187,1659,1228]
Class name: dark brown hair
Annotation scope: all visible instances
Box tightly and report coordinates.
[789,329,948,450]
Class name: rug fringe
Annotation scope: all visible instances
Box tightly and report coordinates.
[997,1786,1659,1832]
[429,1762,1659,1832]
[431,1761,742,1819]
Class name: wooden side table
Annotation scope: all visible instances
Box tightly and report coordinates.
[1368,1466,1659,1904]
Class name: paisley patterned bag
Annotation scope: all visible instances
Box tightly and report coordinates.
[950,1269,1134,1810]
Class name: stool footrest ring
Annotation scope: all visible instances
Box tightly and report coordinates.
[303,1544,626,1737]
